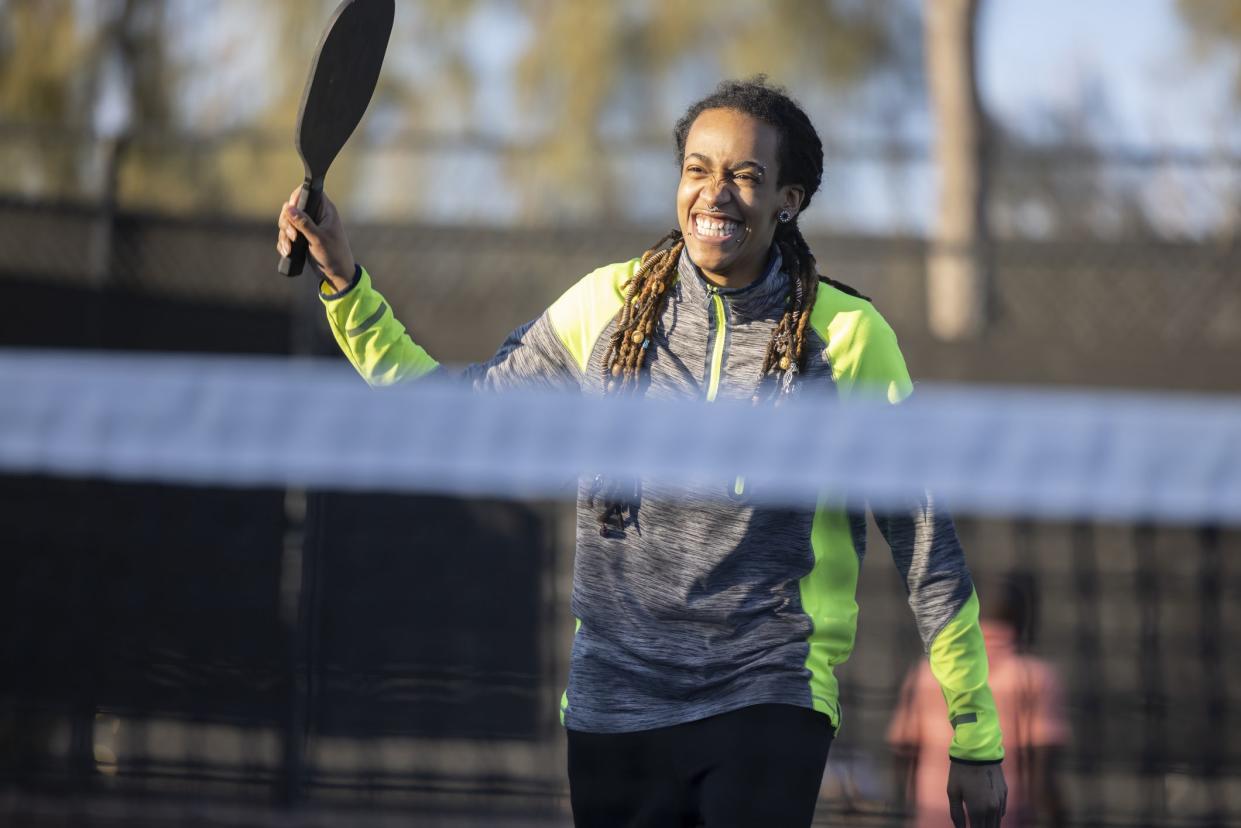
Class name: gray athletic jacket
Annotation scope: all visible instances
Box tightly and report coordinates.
[320,248,1004,760]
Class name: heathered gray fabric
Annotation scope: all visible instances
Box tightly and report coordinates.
[459,316,581,392]
[873,495,973,649]
[456,249,973,733]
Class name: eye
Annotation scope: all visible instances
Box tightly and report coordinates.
[684,164,706,176]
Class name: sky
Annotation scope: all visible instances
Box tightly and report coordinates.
[818,0,1241,235]
[981,0,1239,150]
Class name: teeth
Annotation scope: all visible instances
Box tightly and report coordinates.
[695,216,739,237]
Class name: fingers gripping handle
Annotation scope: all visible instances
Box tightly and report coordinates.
[278,180,324,277]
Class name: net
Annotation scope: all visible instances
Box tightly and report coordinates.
[2,348,1239,827]
[3,350,1240,523]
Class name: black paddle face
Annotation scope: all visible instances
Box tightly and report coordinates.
[279,0,394,277]
[296,0,395,178]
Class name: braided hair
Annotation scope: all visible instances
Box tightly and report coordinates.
[592,76,826,535]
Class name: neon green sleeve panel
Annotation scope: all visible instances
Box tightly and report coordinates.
[806,284,1000,757]
[560,617,582,726]
[799,286,914,731]
[800,501,861,728]
[808,285,914,402]
[320,268,440,386]
[929,590,1005,761]
[545,258,636,374]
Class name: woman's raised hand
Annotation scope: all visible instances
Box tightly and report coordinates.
[276,187,357,292]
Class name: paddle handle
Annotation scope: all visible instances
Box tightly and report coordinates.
[278,179,324,278]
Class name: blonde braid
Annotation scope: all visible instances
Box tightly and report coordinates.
[603,230,684,394]
[593,230,684,535]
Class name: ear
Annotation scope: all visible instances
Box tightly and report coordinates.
[779,184,805,217]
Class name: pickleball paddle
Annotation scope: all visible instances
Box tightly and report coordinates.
[278,0,395,277]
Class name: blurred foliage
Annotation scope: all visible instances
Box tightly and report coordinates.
[110,2,337,216]
[508,0,921,216]
[0,0,87,123]
[0,0,340,211]
[0,0,917,218]
[0,0,176,196]
[1,0,1224,237]
[0,0,83,195]
[1176,0,1241,97]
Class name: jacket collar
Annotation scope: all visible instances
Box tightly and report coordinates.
[675,246,789,322]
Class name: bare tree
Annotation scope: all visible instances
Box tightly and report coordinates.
[924,0,989,340]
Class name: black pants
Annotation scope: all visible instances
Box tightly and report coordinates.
[567,704,834,828]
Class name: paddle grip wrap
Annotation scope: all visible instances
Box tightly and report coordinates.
[278,179,324,278]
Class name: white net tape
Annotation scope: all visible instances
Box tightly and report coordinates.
[2,349,1239,524]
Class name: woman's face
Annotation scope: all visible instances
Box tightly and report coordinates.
[676,107,804,288]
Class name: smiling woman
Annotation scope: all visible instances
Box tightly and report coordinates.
[276,75,1008,828]
[676,107,798,287]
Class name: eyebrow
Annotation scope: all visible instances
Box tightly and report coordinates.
[684,153,768,175]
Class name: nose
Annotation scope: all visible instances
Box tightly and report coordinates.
[700,176,731,208]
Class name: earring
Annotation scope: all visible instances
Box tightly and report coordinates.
[777,209,793,224]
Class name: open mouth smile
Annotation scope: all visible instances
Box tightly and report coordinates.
[692,212,743,243]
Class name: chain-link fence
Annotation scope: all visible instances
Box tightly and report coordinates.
[2,194,1239,389]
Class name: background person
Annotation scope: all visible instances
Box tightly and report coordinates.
[890,571,1067,828]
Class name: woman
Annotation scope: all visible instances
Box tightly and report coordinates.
[277,77,1007,828]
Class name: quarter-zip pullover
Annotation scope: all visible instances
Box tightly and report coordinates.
[318,248,1004,762]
